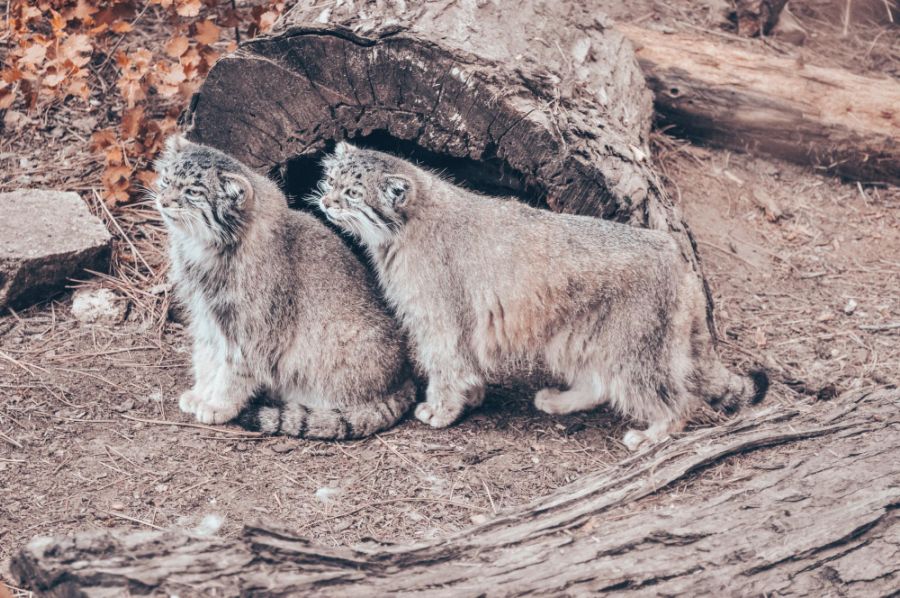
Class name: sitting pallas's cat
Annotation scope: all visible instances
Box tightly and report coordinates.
[154,136,415,439]
[314,143,768,450]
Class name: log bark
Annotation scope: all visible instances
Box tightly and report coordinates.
[13,389,900,596]
[618,23,900,185]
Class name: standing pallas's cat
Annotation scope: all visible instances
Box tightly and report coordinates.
[154,136,415,439]
[314,143,767,450]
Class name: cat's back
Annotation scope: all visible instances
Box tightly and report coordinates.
[423,185,676,262]
[277,208,400,332]
[279,208,373,283]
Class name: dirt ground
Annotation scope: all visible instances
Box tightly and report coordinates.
[1,0,898,592]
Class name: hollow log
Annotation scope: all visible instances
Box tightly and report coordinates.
[12,389,900,596]
[186,1,665,223]
[618,23,900,185]
[184,1,707,274]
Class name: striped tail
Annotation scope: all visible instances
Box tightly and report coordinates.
[234,379,416,440]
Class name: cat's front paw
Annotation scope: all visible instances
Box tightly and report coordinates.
[415,401,462,428]
[192,400,242,425]
[179,390,203,415]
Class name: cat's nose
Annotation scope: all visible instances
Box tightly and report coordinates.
[158,191,173,207]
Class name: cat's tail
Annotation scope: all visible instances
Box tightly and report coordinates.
[233,380,416,440]
[692,362,769,415]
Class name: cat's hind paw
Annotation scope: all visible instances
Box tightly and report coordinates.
[622,429,649,452]
[415,401,462,428]
[179,390,203,415]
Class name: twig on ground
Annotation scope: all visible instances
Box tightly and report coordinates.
[374,434,428,475]
[93,190,156,277]
[697,240,761,270]
[119,414,262,437]
[481,477,498,514]
[859,322,900,332]
[105,511,165,531]
[0,430,23,449]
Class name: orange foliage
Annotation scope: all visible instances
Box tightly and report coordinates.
[4,0,285,205]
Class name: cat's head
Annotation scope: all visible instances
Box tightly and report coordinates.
[154,135,255,246]
[314,142,416,247]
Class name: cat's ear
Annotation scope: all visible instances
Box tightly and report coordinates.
[221,172,254,208]
[380,175,411,208]
[334,141,354,157]
[164,134,188,154]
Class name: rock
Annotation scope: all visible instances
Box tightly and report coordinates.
[71,288,126,324]
[0,190,111,310]
[315,487,341,503]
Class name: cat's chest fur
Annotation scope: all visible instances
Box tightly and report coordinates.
[170,235,241,349]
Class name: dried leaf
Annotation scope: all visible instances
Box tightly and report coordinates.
[259,10,279,32]
[194,20,220,45]
[20,44,48,67]
[50,10,67,37]
[20,5,43,23]
[60,34,93,68]
[43,71,67,88]
[71,0,99,21]
[0,87,15,110]
[135,169,157,188]
[111,21,134,33]
[175,0,201,18]
[121,106,146,140]
[165,35,190,58]
[117,75,146,106]
[66,78,90,100]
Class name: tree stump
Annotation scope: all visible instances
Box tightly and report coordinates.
[12,389,900,595]
[184,0,713,321]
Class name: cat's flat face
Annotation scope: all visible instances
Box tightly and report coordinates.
[315,143,412,247]
[154,136,253,246]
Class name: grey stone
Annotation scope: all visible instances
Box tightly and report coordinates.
[71,287,126,324]
[0,189,111,310]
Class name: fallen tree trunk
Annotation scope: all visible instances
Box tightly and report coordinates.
[13,389,900,595]
[618,23,900,185]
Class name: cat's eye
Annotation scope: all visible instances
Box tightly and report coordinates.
[182,189,203,202]
[342,187,362,201]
